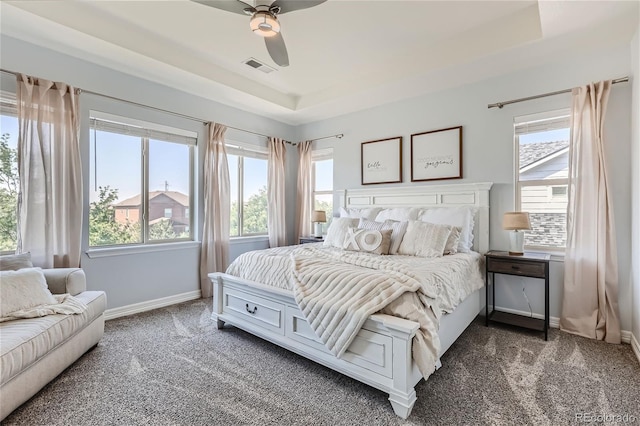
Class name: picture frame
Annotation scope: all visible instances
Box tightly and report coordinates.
[361,136,402,185]
[410,126,462,182]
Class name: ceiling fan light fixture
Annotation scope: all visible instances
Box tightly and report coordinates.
[249,11,280,37]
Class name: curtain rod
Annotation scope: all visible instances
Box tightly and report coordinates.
[1,68,342,145]
[488,76,629,109]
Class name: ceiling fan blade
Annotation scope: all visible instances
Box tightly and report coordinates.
[270,0,326,14]
[265,33,289,67]
[191,0,255,15]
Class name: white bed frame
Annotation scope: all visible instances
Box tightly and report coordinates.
[209,182,492,418]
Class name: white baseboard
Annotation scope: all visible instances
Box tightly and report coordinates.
[494,306,631,344]
[105,290,202,321]
[631,334,640,365]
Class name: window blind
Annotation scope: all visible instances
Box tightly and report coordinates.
[90,118,196,146]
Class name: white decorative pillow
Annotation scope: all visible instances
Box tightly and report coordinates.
[374,207,421,222]
[397,221,452,258]
[343,228,392,255]
[324,217,359,248]
[0,268,57,319]
[418,207,477,253]
[339,207,382,221]
[357,218,408,255]
[444,226,462,255]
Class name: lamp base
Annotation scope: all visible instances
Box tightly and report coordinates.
[508,230,525,255]
[313,222,323,238]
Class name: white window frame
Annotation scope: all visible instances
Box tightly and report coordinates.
[311,148,333,235]
[227,142,269,238]
[514,109,570,251]
[89,112,196,247]
[0,91,18,254]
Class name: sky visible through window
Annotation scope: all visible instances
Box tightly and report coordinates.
[520,128,569,144]
[1,115,18,150]
[89,130,190,203]
[0,115,333,205]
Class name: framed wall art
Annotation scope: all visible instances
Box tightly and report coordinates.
[410,126,462,182]
[361,136,402,185]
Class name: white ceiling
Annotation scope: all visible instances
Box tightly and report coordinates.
[1,1,638,125]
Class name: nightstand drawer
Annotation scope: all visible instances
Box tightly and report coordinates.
[487,258,545,278]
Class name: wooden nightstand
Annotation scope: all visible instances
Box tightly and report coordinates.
[299,236,324,244]
[485,250,551,340]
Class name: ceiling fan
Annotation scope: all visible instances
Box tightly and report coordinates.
[192,0,327,67]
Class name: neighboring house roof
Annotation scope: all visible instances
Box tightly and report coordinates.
[149,217,189,227]
[519,141,569,169]
[114,191,189,207]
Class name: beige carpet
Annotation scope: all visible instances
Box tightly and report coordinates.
[4,298,639,425]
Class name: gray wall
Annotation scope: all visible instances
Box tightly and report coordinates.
[297,43,634,332]
[0,35,296,309]
[631,25,640,346]
[1,32,637,334]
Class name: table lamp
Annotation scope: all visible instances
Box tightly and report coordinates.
[312,210,327,237]
[503,212,531,255]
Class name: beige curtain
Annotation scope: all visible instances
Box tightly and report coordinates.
[16,75,82,269]
[295,140,313,241]
[267,137,287,247]
[200,123,230,298]
[560,80,621,343]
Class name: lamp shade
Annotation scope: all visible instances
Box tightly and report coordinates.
[311,210,327,223]
[503,212,531,230]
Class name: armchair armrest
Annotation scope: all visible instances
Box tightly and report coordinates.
[42,268,87,296]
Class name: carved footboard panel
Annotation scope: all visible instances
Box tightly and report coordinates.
[209,272,423,418]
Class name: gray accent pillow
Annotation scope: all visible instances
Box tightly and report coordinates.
[343,227,393,255]
[0,253,34,271]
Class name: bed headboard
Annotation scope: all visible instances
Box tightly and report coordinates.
[335,182,493,254]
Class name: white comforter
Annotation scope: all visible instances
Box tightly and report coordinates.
[226,244,484,378]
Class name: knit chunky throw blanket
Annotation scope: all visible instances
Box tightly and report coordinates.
[291,248,426,358]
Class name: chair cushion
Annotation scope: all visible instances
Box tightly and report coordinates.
[0,291,106,386]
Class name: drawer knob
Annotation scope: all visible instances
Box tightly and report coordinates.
[245,303,258,314]
[511,265,520,270]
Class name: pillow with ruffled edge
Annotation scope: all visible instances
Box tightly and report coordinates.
[0,267,57,319]
[357,218,408,255]
[374,207,421,222]
[397,221,452,258]
[339,207,382,221]
[324,217,359,248]
[418,207,477,253]
[342,227,393,255]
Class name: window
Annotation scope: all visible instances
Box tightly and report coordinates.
[228,144,268,237]
[89,112,195,247]
[515,109,570,250]
[0,93,18,253]
[312,148,333,235]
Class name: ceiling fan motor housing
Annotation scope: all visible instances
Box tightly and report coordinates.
[249,10,280,37]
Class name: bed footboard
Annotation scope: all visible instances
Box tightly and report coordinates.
[209,272,422,419]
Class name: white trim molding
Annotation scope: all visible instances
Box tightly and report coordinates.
[494,306,633,344]
[631,334,640,365]
[105,290,201,321]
